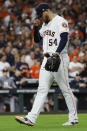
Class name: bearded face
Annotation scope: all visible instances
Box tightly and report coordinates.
[41,10,50,24]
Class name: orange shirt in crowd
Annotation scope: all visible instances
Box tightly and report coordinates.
[31,65,41,79]
[12,15,17,22]
[70,51,80,62]
[23,5,31,18]
[0,10,10,19]
[69,19,75,24]
[21,69,30,78]
[70,31,84,40]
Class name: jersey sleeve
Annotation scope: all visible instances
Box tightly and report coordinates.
[34,26,42,42]
[58,19,69,34]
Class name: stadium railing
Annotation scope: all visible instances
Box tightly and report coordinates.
[0,79,87,113]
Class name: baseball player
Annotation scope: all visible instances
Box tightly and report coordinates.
[15,3,78,126]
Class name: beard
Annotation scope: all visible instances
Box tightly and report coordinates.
[44,15,50,24]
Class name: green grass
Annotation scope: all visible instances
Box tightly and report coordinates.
[0,114,87,131]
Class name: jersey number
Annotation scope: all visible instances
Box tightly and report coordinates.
[49,39,57,46]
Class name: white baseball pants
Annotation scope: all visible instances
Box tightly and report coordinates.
[26,54,78,123]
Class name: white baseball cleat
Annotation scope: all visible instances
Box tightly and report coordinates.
[62,121,78,126]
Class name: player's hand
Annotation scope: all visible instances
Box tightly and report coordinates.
[20,78,26,85]
[79,83,86,88]
[52,52,60,57]
[33,19,41,26]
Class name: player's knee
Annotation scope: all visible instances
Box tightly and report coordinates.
[37,86,48,94]
[63,88,74,98]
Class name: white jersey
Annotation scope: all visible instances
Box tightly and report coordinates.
[69,61,84,77]
[39,15,69,54]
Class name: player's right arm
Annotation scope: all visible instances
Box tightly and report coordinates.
[33,19,42,43]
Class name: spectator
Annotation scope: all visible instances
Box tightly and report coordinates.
[34,47,42,59]
[70,25,84,42]
[69,55,84,78]
[14,55,31,88]
[70,75,87,89]
[0,53,10,77]
[14,70,27,88]
[11,48,20,63]
[0,0,86,112]
[4,0,15,8]
[5,46,15,66]
[69,47,80,62]
[0,68,17,112]
[25,51,35,68]
[78,51,85,63]
[15,54,30,78]
[0,31,6,48]
[79,51,87,79]
[0,68,16,89]
[0,6,10,27]
[30,59,41,79]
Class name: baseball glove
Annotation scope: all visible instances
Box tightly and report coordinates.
[45,54,61,72]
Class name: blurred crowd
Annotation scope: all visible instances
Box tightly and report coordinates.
[0,0,87,112]
[0,0,86,87]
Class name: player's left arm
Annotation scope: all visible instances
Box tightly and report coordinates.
[55,19,69,55]
[56,32,68,54]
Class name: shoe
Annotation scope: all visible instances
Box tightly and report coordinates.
[62,121,78,126]
[15,116,34,126]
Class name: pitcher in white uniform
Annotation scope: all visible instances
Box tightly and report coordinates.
[15,3,78,126]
